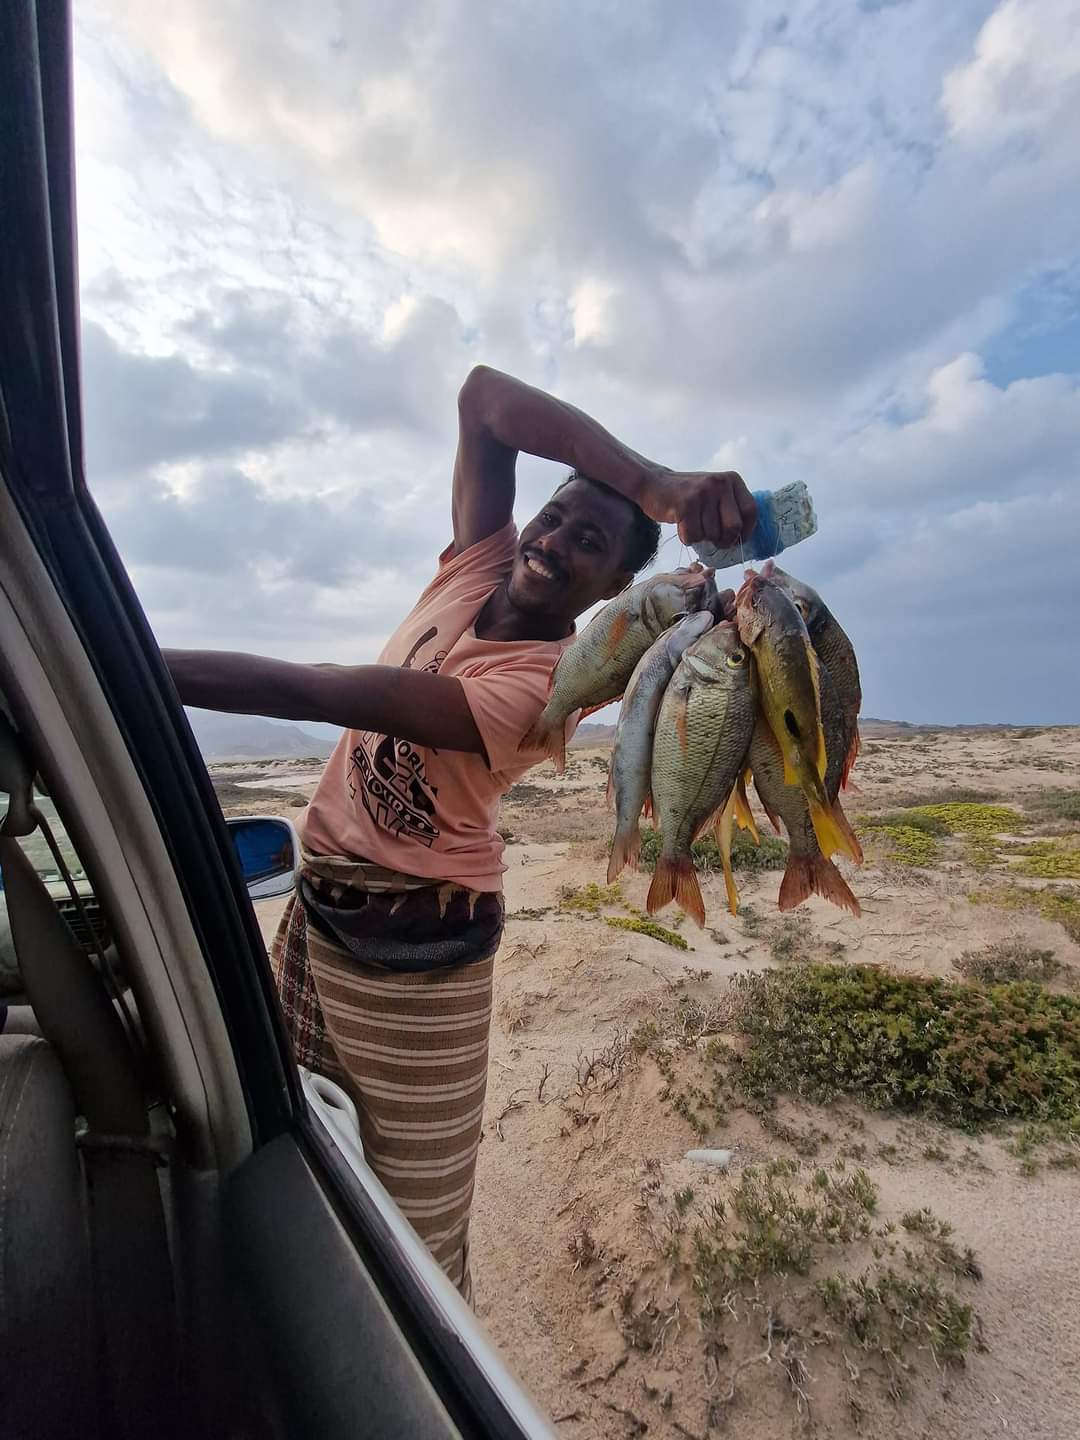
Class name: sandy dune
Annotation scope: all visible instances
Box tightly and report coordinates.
[238,724,1080,1439]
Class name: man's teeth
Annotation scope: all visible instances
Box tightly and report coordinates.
[526,555,556,580]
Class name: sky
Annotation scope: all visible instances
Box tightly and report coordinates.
[73,0,1080,725]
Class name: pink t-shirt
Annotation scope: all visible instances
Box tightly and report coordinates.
[301,523,576,892]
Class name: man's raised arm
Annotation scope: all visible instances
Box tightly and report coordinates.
[451,365,758,554]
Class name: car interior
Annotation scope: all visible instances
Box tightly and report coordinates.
[0,4,552,1438]
[0,659,496,1440]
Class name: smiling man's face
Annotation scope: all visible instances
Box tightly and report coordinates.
[509,477,639,621]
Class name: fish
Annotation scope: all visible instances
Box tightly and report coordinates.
[606,610,715,883]
[646,622,757,927]
[735,570,859,864]
[762,560,862,787]
[748,668,869,915]
[521,566,716,772]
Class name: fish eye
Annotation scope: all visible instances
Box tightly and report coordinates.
[727,650,746,667]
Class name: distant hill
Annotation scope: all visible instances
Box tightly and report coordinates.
[186,709,337,761]
[570,717,1061,750]
[570,722,616,746]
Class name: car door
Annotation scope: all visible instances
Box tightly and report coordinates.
[0,3,552,1436]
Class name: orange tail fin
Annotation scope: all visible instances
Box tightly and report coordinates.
[607,824,641,884]
[647,855,705,928]
[779,852,861,917]
[641,792,653,821]
[518,722,568,773]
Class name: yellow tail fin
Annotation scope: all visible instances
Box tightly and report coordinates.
[716,790,740,916]
[734,774,759,844]
[808,796,862,864]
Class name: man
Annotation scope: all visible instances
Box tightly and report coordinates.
[165,365,756,1299]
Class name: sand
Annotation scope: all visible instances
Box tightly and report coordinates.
[240,724,1080,1439]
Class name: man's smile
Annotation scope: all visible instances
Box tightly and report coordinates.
[522,550,562,582]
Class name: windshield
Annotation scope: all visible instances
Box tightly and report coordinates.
[0,791,88,888]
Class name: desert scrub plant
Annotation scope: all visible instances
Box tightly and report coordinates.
[637,825,787,874]
[737,902,766,937]
[859,821,941,867]
[605,914,688,949]
[879,785,1001,810]
[1024,788,1080,824]
[768,915,814,963]
[866,809,951,836]
[1009,839,1080,880]
[908,802,1025,867]
[900,1209,981,1279]
[558,881,623,912]
[953,939,1061,985]
[691,1161,878,1320]
[728,963,1080,1130]
[969,884,1080,943]
[819,1261,976,1379]
[685,1162,981,1410]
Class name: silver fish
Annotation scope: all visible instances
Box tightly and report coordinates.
[607,610,714,883]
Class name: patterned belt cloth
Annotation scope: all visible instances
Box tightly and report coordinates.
[270,847,504,1302]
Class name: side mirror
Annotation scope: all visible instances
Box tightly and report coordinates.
[225,816,300,901]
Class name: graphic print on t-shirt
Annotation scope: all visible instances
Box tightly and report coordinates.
[347,626,446,848]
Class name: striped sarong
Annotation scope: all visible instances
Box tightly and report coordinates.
[269,855,500,1302]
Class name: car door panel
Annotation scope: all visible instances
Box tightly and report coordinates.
[227,1134,462,1440]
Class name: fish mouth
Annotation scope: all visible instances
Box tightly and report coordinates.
[520,548,564,584]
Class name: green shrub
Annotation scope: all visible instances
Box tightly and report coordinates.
[559,881,623,912]
[605,914,688,950]
[820,1263,975,1373]
[868,810,951,837]
[953,940,1061,985]
[969,885,1080,943]
[909,803,1025,866]
[878,786,1000,810]
[730,963,1080,1131]
[1024,789,1080,823]
[860,821,941,867]
[1010,840,1080,880]
[637,824,787,874]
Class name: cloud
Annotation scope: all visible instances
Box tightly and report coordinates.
[81,319,304,477]
[73,0,1080,721]
[943,0,1080,144]
[99,0,1080,417]
[82,287,469,482]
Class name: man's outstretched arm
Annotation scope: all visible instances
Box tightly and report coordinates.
[164,649,486,755]
[452,365,758,554]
